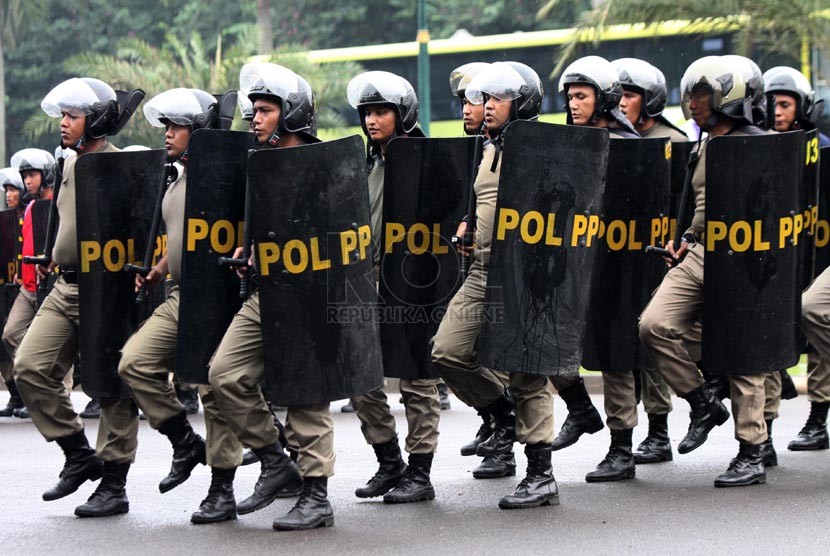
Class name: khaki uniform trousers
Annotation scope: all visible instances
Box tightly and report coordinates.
[639,244,768,444]
[351,379,440,454]
[640,323,701,415]
[551,372,637,430]
[118,287,242,469]
[763,371,781,422]
[209,291,334,477]
[431,263,554,445]
[803,268,830,402]
[14,277,138,463]
[3,288,37,360]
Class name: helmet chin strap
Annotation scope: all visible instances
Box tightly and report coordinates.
[267,128,281,147]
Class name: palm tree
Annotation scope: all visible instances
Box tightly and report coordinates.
[1,0,48,164]
[538,0,830,76]
[22,25,362,147]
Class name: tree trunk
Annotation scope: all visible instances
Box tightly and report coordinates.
[0,33,6,169]
[256,0,273,54]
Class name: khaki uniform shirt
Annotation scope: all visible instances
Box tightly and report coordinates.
[367,156,385,265]
[162,162,187,285]
[53,142,120,267]
[473,142,501,269]
[642,119,688,142]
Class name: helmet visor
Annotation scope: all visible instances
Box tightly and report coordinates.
[11,148,55,171]
[143,88,210,127]
[0,167,23,189]
[240,63,305,104]
[41,77,115,118]
[465,62,525,105]
[347,71,411,108]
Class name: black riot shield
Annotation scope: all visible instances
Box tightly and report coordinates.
[798,130,820,288]
[30,199,57,307]
[479,121,610,377]
[581,138,671,372]
[250,135,383,406]
[814,146,830,276]
[702,132,802,375]
[0,208,20,321]
[176,129,250,384]
[378,137,473,379]
[75,149,167,398]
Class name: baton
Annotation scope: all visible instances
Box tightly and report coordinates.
[124,163,171,303]
[219,152,253,299]
[459,133,483,277]
[23,150,64,294]
[645,146,700,267]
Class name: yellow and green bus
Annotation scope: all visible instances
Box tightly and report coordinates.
[303,18,826,137]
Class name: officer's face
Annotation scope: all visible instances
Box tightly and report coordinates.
[21,170,42,196]
[462,98,484,134]
[252,99,282,144]
[484,96,512,131]
[687,91,713,128]
[164,123,192,161]
[4,186,20,208]
[773,94,798,132]
[60,111,86,148]
[619,90,643,125]
[363,105,397,145]
[567,85,596,126]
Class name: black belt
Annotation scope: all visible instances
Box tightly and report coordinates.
[61,267,78,284]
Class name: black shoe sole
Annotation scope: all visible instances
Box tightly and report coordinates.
[714,475,766,488]
[677,411,730,455]
[159,467,202,494]
[75,503,129,518]
[383,490,435,504]
[633,452,673,464]
[460,446,480,457]
[473,468,517,480]
[585,468,636,482]
[498,494,560,510]
[237,491,282,515]
[273,515,334,531]
[191,512,237,524]
[787,441,829,451]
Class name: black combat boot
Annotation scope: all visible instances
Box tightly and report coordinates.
[473,452,516,479]
[551,378,604,451]
[355,439,407,498]
[383,453,435,503]
[713,443,766,487]
[340,401,356,413]
[158,411,206,493]
[476,394,517,457]
[191,467,237,524]
[498,444,559,509]
[788,401,830,451]
[585,429,636,482]
[0,379,25,417]
[780,369,798,400]
[237,441,303,514]
[43,431,103,501]
[79,398,100,419]
[461,409,492,456]
[74,461,130,517]
[759,419,777,467]
[438,382,451,410]
[634,413,673,464]
[242,449,259,466]
[677,385,729,454]
[176,386,200,415]
[272,477,334,531]
[15,406,29,419]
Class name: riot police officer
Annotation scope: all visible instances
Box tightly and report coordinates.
[0,150,56,419]
[209,63,334,531]
[639,56,774,487]
[432,61,558,510]
[552,55,641,482]
[345,70,442,504]
[765,65,830,451]
[117,87,244,524]
[14,77,141,515]
[612,58,687,466]
[448,61,516,480]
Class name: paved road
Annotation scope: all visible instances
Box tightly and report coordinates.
[1,392,829,555]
